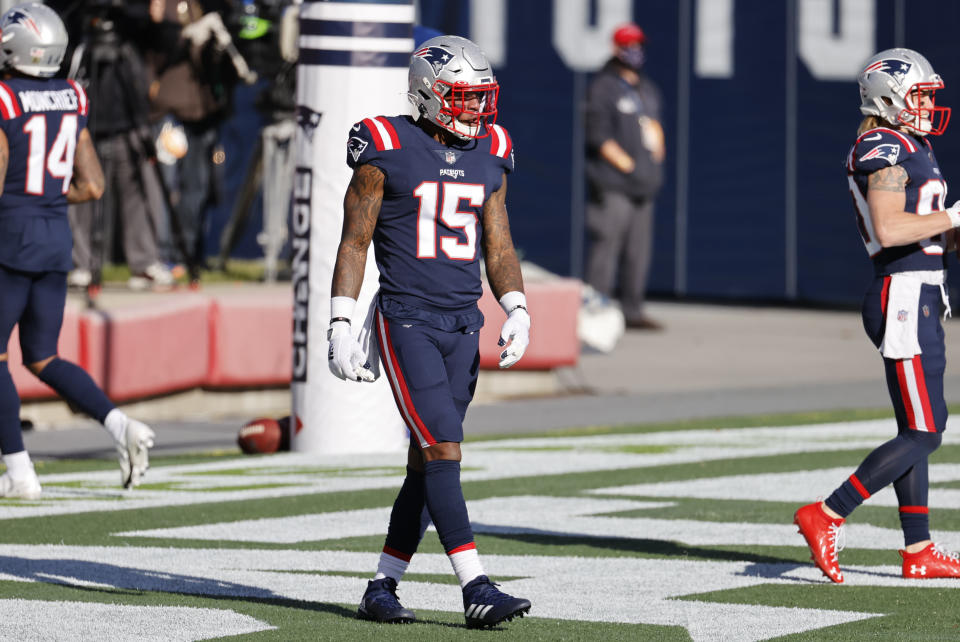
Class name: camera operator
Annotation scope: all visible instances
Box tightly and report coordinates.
[215,0,298,280]
[59,0,174,291]
[144,0,249,282]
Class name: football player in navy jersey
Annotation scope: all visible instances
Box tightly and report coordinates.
[795,48,960,582]
[0,3,155,498]
[328,35,532,627]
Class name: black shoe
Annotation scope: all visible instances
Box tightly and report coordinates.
[462,575,531,628]
[357,577,416,623]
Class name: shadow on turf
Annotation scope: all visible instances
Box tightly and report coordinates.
[475,529,795,565]
[0,555,503,628]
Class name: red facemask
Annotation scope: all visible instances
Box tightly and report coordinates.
[901,81,951,136]
[433,80,499,139]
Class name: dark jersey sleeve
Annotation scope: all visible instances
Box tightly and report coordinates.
[851,128,916,174]
[346,116,400,170]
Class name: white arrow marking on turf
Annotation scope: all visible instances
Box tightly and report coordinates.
[0,546,898,642]
[0,599,273,641]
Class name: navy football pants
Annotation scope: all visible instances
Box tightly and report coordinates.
[862,277,947,434]
[0,266,67,363]
[375,308,480,447]
[825,277,946,544]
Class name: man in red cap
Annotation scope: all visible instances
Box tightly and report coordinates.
[584,22,665,330]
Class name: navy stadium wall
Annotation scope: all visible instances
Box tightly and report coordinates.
[413,0,960,305]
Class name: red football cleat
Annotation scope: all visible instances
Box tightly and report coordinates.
[901,542,960,579]
[794,502,846,583]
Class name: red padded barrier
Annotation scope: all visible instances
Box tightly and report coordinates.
[82,296,210,401]
[477,279,581,370]
[9,304,82,400]
[207,292,293,386]
[14,280,579,405]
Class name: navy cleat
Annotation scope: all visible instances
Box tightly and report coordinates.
[462,575,531,628]
[357,577,416,624]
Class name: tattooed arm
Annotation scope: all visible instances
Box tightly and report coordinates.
[67,128,104,203]
[331,164,384,299]
[867,165,958,247]
[481,175,524,298]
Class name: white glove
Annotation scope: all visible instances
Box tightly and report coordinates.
[498,307,530,368]
[328,320,376,382]
[947,201,960,228]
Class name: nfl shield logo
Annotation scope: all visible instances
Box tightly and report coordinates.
[444,151,457,165]
[897,309,908,322]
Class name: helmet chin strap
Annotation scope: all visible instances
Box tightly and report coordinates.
[451,119,479,139]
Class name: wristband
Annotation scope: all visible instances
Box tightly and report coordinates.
[947,206,960,228]
[331,296,357,322]
[498,291,527,315]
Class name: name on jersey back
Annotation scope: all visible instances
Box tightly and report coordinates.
[18,89,78,113]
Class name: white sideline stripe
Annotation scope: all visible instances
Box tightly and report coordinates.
[0,599,273,641]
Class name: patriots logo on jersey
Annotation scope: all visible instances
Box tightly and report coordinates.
[5,9,41,37]
[413,46,454,76]
[864,59,913,84]
[859,143,901,165]
[296,105,322,141]
[347,136,368,162]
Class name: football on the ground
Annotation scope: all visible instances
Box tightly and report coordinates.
[237,417,282,454]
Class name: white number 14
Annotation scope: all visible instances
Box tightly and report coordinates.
[23,113,77,195]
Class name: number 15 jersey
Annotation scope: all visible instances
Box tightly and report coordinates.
[346,115,514,313]
[0,77,89,273]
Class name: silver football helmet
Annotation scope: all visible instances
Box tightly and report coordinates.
[408,35,498,140]
[858,48,950,136]
[0,3,68,78]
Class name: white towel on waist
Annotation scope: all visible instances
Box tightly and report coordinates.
[355,292,382,380]
[880,274,922,359]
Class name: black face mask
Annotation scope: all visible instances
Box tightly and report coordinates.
[617,46,646,71]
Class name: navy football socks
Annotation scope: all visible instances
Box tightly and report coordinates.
[0,362,24,454]
[35,358,114,423]
[424,459,474,553]
[384,466,430,557]
[825,430,942,519]
[895,457,932,546]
